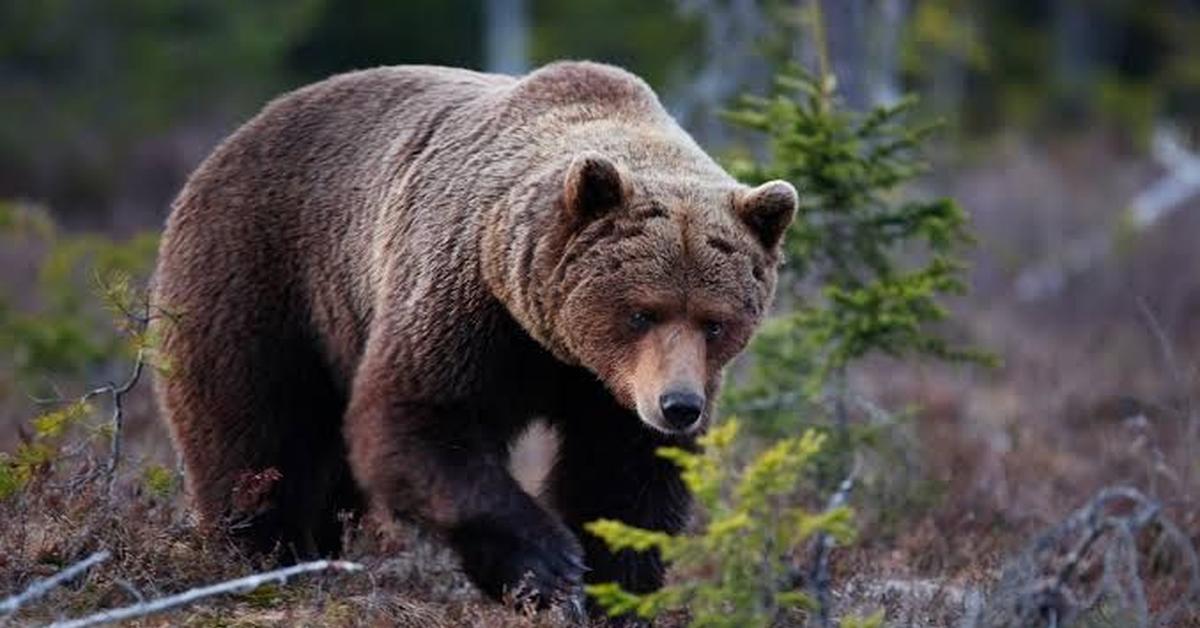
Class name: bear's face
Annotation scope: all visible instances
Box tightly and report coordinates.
[553,154,796,434]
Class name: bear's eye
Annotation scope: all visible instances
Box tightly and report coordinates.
[629,310,657,333]
[703,321,725,340]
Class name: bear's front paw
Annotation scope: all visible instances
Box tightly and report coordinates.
[450,515,586,609]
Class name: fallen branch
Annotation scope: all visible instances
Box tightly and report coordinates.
[1014,125,1200,302]
[47,560,364,628]
[1044,487,1159,625]
[977,486,1200,628]
[1130,125,1200,229]
[0,551,111,616]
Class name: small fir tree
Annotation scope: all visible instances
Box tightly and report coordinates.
[720,66,991,439]
[585,420,862,627]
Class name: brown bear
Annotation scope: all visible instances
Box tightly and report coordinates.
[152,61,796,606]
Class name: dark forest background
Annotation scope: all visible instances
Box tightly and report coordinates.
[6,1,1200,229]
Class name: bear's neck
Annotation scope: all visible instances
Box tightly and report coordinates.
[478,155,579,365]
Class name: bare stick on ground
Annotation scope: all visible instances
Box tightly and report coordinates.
[0,551,111,616]
[47,560,365,628]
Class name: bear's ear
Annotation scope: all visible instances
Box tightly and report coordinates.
[563,152,625,223]
[734,180,797,251]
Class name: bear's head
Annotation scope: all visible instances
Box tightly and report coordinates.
[545,152,797,434]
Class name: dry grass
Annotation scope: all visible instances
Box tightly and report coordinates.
[0,473,600,627]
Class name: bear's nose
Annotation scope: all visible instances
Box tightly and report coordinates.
[659,391,705,431]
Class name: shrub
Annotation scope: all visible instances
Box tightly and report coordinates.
[0,201,158,388]
[0,202,161,500]
[585,419,861,627]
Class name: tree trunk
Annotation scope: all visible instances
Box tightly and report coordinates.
[484,0,529,75]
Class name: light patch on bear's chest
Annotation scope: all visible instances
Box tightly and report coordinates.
[508,418,560,499]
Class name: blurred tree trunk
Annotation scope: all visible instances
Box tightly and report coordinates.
[821,0,869,108]
[1054,0,1095,95]
[670,0,772,147]
[813,0,907,110]
[926,6,967,116]
[820,0,907,109]
[484,0,528,75]
[868,0,906,106]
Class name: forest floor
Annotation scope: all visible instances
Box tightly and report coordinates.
[1,299,1197,627]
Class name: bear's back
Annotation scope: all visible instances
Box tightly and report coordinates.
[170,62,666,234]
[156,66,519,368]
[156,61,710,371]
[161,64,516,273]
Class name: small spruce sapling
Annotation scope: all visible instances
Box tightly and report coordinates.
[585,420,861,627]
[721,67,989,440]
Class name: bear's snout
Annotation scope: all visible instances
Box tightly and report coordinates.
[658,390,705,432]
[628,320,709,434]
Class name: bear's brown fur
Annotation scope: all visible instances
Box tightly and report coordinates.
[152,61,796,605]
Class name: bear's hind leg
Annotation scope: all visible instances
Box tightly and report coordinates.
[160,322,355,561]
[244,345,357,561]
[309,447,364,557]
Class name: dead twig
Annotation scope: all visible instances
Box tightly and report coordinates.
[91,349,146,496]
[808,459,860,628]
[23,346,147,498]
[35,350,148,496]
[0,551,111,616]
[46,560,365,628]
